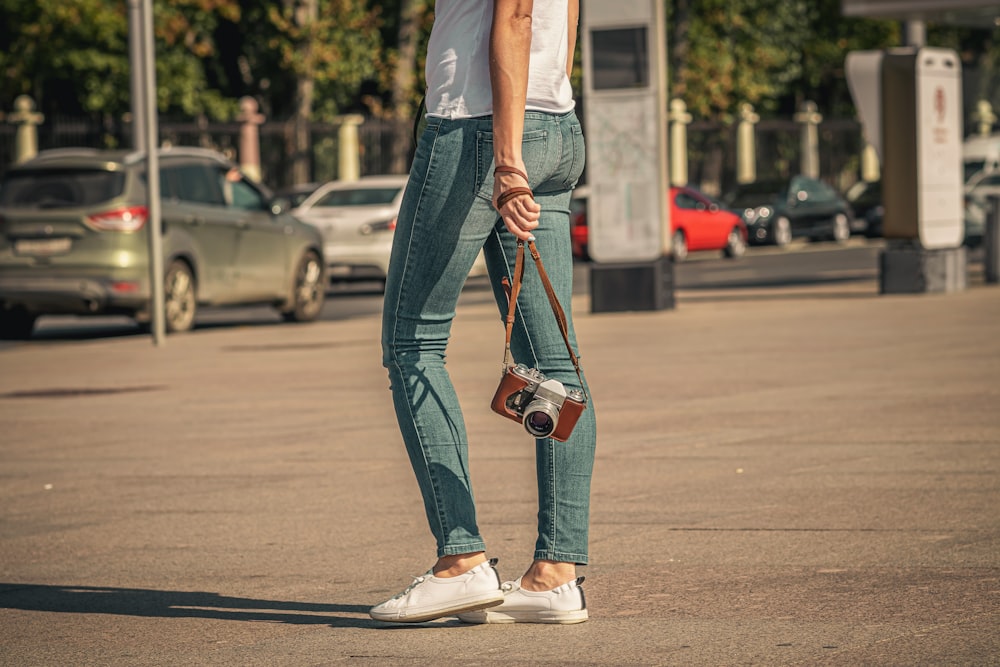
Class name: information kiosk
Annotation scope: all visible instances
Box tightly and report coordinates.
[580,0,673,312]
[847,48,965,293]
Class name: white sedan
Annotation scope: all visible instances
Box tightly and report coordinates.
[292,175,408,286]
[292,175,486,288]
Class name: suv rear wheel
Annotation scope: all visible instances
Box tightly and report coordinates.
[282,250,324,323]
[164,260,196,333]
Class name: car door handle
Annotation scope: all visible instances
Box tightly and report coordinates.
[184,215,205,226]
[236,219,250,229]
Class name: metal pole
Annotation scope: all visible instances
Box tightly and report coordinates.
[127,0,146,151]
[141,0,165,345]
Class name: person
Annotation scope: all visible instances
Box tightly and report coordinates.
[371,0,596,625]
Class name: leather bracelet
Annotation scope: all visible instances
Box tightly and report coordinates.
[496,186,533,210]
[494,165,529,182]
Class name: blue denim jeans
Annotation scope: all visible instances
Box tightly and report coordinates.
[381,110,596,564]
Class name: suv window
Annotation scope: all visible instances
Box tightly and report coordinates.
[0,168,125,208]
[163,163,225,206]
[221,168,268,211]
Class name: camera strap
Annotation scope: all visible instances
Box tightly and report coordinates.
[501,239,588,399]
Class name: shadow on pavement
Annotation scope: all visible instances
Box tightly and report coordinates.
[0,583,378,629]
[678,290,876,303]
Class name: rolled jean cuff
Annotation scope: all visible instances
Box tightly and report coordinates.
[535,550,589,566]
[440,541,488,558]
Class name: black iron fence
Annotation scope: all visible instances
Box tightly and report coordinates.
[0,112,864,197]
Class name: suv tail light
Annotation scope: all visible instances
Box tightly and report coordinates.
[86,206,148,232]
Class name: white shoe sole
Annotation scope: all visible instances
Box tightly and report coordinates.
[370,591,504,623]
[458,608,589,624]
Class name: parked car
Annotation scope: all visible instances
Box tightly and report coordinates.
[569,185,747,261]
[292,174,486,286]
[964,168,1000,248]
[844,179,883,238]
[963,132,1000,183]
[669,186,747,261]
[569,185,590,260]
[0,147,326,339]
[291,175,407,284]
[273,182,322,209]
[723,175,854,246]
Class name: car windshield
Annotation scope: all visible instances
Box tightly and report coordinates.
[723,182,785,209]
[314,187,401,207]
[0,168,126,208]
[964,160,987,183]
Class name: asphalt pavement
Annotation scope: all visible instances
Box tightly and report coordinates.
[1,261,999,666]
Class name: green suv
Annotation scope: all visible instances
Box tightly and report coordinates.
[0,147,326,338]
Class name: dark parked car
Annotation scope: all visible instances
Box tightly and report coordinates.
[844,179,883,238]
[0,147,326,339]
[723,176,854,246]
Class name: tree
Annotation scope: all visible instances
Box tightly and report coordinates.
[668,0,814,122]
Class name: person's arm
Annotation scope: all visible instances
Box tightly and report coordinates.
[567,0,578,77]
[490,0,541,240]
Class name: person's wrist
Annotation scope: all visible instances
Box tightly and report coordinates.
[495,164,528,182]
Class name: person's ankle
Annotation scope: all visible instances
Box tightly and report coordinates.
[432,551,487,578]
[520,560,577,592]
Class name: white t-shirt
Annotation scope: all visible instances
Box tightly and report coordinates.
[424,0,575,119]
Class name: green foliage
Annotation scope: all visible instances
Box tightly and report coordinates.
[1,0,997,128]
[670,0,904,121]
[671,0,814,121]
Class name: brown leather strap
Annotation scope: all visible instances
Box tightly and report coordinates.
[496,186,533,210]
[494,165,529,181]
[501,240,587,399]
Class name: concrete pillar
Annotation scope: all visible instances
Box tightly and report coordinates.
[794,100,822,179]
[237,96,265,183]
[337,114,365,181]
[861,141,881,182]
[973,100,996,137]
[9,95,44,164]
[668,98,691,187]
[736,102,759,184]
[904,20,926,48]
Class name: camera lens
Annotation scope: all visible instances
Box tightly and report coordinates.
[526,411,554,436]
[522,400,559,438]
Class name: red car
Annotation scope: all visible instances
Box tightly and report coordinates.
[669,186,748,261]
[569,185,748,262]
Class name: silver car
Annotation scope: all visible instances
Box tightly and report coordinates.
[292,175,408,285]
[292,174,487,288]
[0,147,326,339]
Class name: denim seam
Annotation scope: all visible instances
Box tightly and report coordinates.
[388,122,452,549]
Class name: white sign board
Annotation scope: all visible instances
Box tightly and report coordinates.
[915,49,963,249]
[848,47,964,250]
[581,0,668,263]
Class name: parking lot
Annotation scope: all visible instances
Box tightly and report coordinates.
[2,242,998,665]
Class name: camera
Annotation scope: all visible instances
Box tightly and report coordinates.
[491,364,586,441]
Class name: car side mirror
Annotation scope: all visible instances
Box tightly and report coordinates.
[270,197,289,215]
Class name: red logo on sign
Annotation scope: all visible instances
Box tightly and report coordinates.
[935,87,946,123]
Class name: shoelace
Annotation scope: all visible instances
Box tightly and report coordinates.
[392,572,431,600]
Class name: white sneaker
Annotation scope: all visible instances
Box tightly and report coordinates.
[457,576,588,624]
[369,558,504,623]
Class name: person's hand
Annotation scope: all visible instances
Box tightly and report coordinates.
[493,169,541,241]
